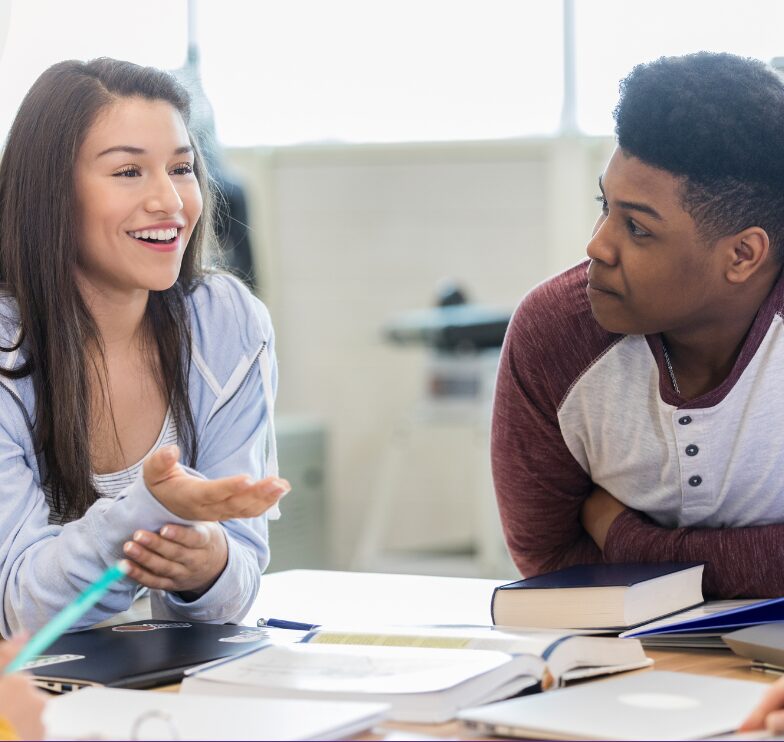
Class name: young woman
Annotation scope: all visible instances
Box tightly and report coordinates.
[0,58,289,636]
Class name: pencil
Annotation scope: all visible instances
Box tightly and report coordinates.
[4,560,130,674]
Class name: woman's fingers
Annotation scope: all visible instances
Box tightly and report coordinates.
[188,477,290,519]
[147,464,291,521]
[143,445,182,488]
[158,523,212,549]
[199,475,290,506]
[212,478,290,519]
[126,530,189,563]
[123,540,187,581]
[124,560,178,591]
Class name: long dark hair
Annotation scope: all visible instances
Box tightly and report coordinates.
[0,58,215,519]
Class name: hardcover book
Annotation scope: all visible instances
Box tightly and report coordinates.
[491,562,705,630]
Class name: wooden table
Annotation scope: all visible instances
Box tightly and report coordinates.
[139,570,775,740]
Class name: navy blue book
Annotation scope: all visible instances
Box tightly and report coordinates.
[621,597,784,648]
[491,562,705,630]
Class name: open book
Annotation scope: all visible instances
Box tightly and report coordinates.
[302,625,651,686]
[181,626,650,722]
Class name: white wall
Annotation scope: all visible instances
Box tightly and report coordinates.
[225,136,615,570]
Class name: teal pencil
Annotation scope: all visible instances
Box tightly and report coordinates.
[4,560,130,674]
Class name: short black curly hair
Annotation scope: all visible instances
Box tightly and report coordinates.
[614,52,784,261]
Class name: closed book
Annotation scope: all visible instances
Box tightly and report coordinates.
[491,562,705,630]
[626,597,784,649]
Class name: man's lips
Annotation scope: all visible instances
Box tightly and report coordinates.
[587,278,618,295]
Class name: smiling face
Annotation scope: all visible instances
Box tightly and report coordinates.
[73,96,203,297]
[586,147,731,336]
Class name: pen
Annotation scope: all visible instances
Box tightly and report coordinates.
[5,560,130,674]
[257,617,320,631]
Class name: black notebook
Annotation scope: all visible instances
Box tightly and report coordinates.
[24,620,270,693]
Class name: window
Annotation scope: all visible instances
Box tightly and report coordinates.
[2,1,783,146]
[0,0,187,140]
[574,0,784,134]
[197,0,564,145]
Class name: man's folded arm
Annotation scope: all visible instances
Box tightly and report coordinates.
[604,509,784,598]
[492,336,603,578]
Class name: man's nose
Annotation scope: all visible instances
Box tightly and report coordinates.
[586,217,618,265]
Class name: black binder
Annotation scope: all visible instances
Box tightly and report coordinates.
[27,619,269,692]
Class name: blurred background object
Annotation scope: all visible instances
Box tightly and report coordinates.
[172,2,257,290]
[351,282,515,577]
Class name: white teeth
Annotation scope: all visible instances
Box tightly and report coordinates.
[129,228,179,241]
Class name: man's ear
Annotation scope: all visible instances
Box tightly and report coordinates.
[723,227,771,284]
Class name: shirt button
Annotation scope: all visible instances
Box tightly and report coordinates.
[685,444,699,456]
[679,416,692,425]
[688,475,702,487]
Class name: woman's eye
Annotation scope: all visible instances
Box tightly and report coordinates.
[171,163,194,176]
[113,166,140,178]
[628,220,650,238]
[594,194,608,212]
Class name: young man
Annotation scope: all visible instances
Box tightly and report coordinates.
[492,52,784,598]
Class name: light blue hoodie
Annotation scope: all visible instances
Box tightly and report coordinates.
[0,274,277,637]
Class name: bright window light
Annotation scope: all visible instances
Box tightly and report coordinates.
[0,0,188,142]
[197,0,564,146]
[574,0,784,135]
[3,1,782,147]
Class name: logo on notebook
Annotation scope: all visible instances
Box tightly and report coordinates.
[111,622,192,633]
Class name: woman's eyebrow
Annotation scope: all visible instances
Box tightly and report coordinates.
[96,144,194,157]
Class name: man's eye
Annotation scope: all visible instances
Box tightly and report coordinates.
[628,220,650,238]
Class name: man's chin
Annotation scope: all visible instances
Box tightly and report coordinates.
[589,306,641,336]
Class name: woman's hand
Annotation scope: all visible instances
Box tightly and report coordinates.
[739,676,784,733]
[0,639,47,741]
[123,522,229,597]
[143,445,290,522]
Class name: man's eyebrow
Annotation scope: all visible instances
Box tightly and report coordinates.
[598,175,665,222]
[96,145,194,157]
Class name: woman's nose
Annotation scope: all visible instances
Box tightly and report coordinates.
[144,173,184,215]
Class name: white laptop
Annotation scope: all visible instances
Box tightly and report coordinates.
[458,671,768,741]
